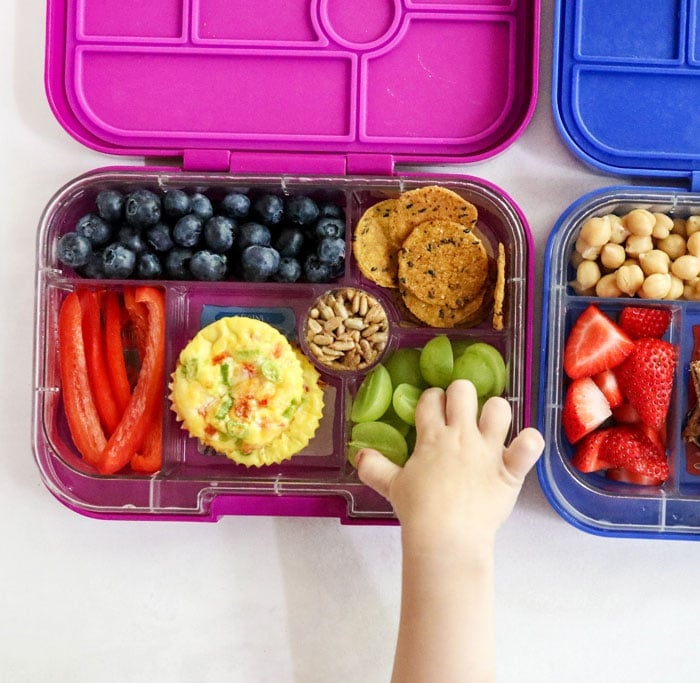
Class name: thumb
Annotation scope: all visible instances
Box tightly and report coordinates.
[502,428,545,482]
[356,448,401,501]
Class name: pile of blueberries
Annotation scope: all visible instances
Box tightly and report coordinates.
[56,187,346,283]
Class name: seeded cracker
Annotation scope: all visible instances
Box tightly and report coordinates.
[493,242,506,330]
[401,288,487,328]
[398,219,488,309]
[352,199,399,288]
[388,185,478,248]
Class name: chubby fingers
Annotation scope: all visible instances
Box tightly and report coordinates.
[478,395,513,446]
[356,448,402,501]
[502,427,545,482]
[414,386,447,434]
[444,380,479,427]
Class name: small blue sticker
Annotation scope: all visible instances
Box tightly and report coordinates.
[200,305,297,340]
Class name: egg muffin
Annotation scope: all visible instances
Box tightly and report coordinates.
[171,316,323,466]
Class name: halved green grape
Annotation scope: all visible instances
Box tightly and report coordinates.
[451,338,476,359]
[379,402,411,436]
[451,350,494,397]
[392,383,423,426]
[419,334,453,388]
[384,347,426,389]
[350,364,393,423]
[348,421,409,468]
[467,342,507,397]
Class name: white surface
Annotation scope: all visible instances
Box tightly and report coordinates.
[3,2,700,682]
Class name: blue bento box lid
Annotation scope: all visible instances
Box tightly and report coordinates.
[552,0,700,186]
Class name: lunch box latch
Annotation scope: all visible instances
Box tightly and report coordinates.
[692,171,700,194]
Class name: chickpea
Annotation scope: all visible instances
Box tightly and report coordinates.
[569,280,595,296]
[624,208,655,236]
[684,278,700,301]
[652,212,673,240]
[575,260,601,290]
[615,263,644,296]
[575,237,601,260]
[657,233,687,261]
[672,218,688,238]
[596,273,623,298]
[666,274,684,300]
[579,216,612,247]
[598,242,626,270]
[640,273,672,299]
[671,254,700,280]
[570,250,584,268]
[687,216,700,237]
[625,234,654,257]
[687,232,700,258]
[639,249,670,276]
[608,215,630,244]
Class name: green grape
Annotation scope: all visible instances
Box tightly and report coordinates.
[384,347,426,389]
[467,342,507,397]
[419,334,453,388]
[350,364,393,423]
[392,383,423,426]
[451,350,494,397]
[379,402,411,436]
[451,338,476,358]
[348,421,409,468]
[405,426,417,456]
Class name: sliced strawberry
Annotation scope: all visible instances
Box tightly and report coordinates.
[564,305,634,379]
[562,377,612,444]
[571,429,613,473]
[611,402,641,424]
[593,369,624,409]
[606,468,665,486]
[600,425,669,482]
[616,337,678,429]
[618,306,672,340]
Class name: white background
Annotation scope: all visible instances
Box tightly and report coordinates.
[3,2,699,681]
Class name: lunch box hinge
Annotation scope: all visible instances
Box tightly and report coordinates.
[228,152,347,175]
[182,149,231,172]
[345,154,394,176]
[691,171,700,193]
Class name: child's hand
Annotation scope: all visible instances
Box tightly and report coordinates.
[356,380,544,553]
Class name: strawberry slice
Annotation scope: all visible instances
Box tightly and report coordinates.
[571,429,613,473]
[564,305,634,379]
[562,377,612,444]
[600,425,669,482]
[616,337,677,429]
[618,306,672,340]
[611,402,641,424]
[593,369,624,409]
[606,468,665,486]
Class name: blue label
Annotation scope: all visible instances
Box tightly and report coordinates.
[200,305,297,340]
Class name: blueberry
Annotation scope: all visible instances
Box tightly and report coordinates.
[118,225,148,254]
[253,194,284,225]
[165,247,193,279]
[273,227,305,258]
[75,213,112,247]
[303,254,331,283]
[318,237,345,265]
[327,259,345,280]
[136,252,162,279]
[318,201,345,220]
[220,192,251,219]
[95,190,124,223]
[102,243,136,278]
[274,257,302,283]
[241,245,280,282]
[145,222,174,252]
[203,215,235,253]
[190,193,214,221]
[173,214,203,247]
[124,189,161,228]
[57,232,92,268]
[285,196,319,226]
[190,250,227,281]
[314,216,345,240]
[79,251,105,279]
[238,222,271,250]
[163,190,192,219]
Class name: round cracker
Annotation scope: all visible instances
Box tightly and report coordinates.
[397,219,488,309]
[401,288,487,328]
[389,185,478,248]
[352,199,399,288]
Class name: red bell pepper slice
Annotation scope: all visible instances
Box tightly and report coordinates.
[130,406,163,473]
[98,286,165,475]
[104,290,132,414]
[78,289,121,435]
[58,292,106,466]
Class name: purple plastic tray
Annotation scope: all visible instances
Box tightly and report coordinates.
[33,172,535,522]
